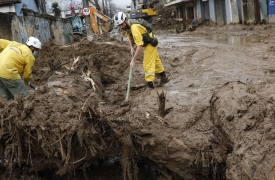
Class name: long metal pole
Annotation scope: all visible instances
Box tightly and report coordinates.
[125,66,133,102]
[267,0,270,27]
[125,54,134,102]
[83,0,94,41]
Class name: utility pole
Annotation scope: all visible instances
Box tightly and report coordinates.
[267,0,270,29]
[102,0,106,14]
[94,0,101,11]
[38,0,47,14]
[108,0,112,17]
[83,0,93,41]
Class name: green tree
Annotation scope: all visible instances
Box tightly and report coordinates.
[52,2,61,17]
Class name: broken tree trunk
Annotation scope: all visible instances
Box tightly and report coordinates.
[157,90,166,118]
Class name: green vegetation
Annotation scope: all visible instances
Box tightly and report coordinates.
[52,2,61,17]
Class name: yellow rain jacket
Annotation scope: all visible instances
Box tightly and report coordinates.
[125,23,164,82]
[0,39,35,84]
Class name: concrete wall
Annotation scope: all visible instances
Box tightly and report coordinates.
[225,0,240,24]
[0,13,13,39]
[200,0,210,20]
[0,12,73,45]
[195,0,202,20]
[225,0,230,23]
[170,0,275,24]
[231,0,240,23]
[246,0,255,23]
[236,0,243,23]
[0,4,16,14]
[215,0,225,24]
[209,0,216,22]
[260,0,267,19]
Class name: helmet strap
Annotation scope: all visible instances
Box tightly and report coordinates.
[28,46,35,52]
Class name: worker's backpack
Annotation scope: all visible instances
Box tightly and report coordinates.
[128,18,158,47]
[128,18,153,33]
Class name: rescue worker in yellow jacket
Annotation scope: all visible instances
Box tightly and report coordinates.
[0,37,41,100]
[113,12,169,89]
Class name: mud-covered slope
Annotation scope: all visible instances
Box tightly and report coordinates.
[0,34,227,179]
[1,23,275,180]
[211,81,275,179]
[0,39,129,178]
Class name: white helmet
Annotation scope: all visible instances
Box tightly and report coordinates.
[26,36,42,49]
[113,12,127,26]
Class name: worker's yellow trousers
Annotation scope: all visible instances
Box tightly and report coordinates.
[143,44,164,82]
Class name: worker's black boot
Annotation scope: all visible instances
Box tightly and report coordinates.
[147,81,154,89]
[155,73,161,79]
[158,71,169,87]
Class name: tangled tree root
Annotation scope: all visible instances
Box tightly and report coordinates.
[120,136,138,180]
[0,93,119,178]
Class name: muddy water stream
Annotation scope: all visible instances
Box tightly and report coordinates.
[210,34,263,44]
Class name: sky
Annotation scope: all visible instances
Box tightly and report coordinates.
[112,0,130,8]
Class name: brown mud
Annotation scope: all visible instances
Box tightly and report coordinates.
[1,7,275,179]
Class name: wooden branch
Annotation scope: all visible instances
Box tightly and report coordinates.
[157,90,166,118]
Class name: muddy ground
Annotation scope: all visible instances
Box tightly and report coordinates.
[1,12,275,180]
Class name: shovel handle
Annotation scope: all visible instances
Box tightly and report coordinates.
[125,53,134,102]
[125,66,133,102]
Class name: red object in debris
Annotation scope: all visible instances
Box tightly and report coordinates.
[70,5,75,14]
